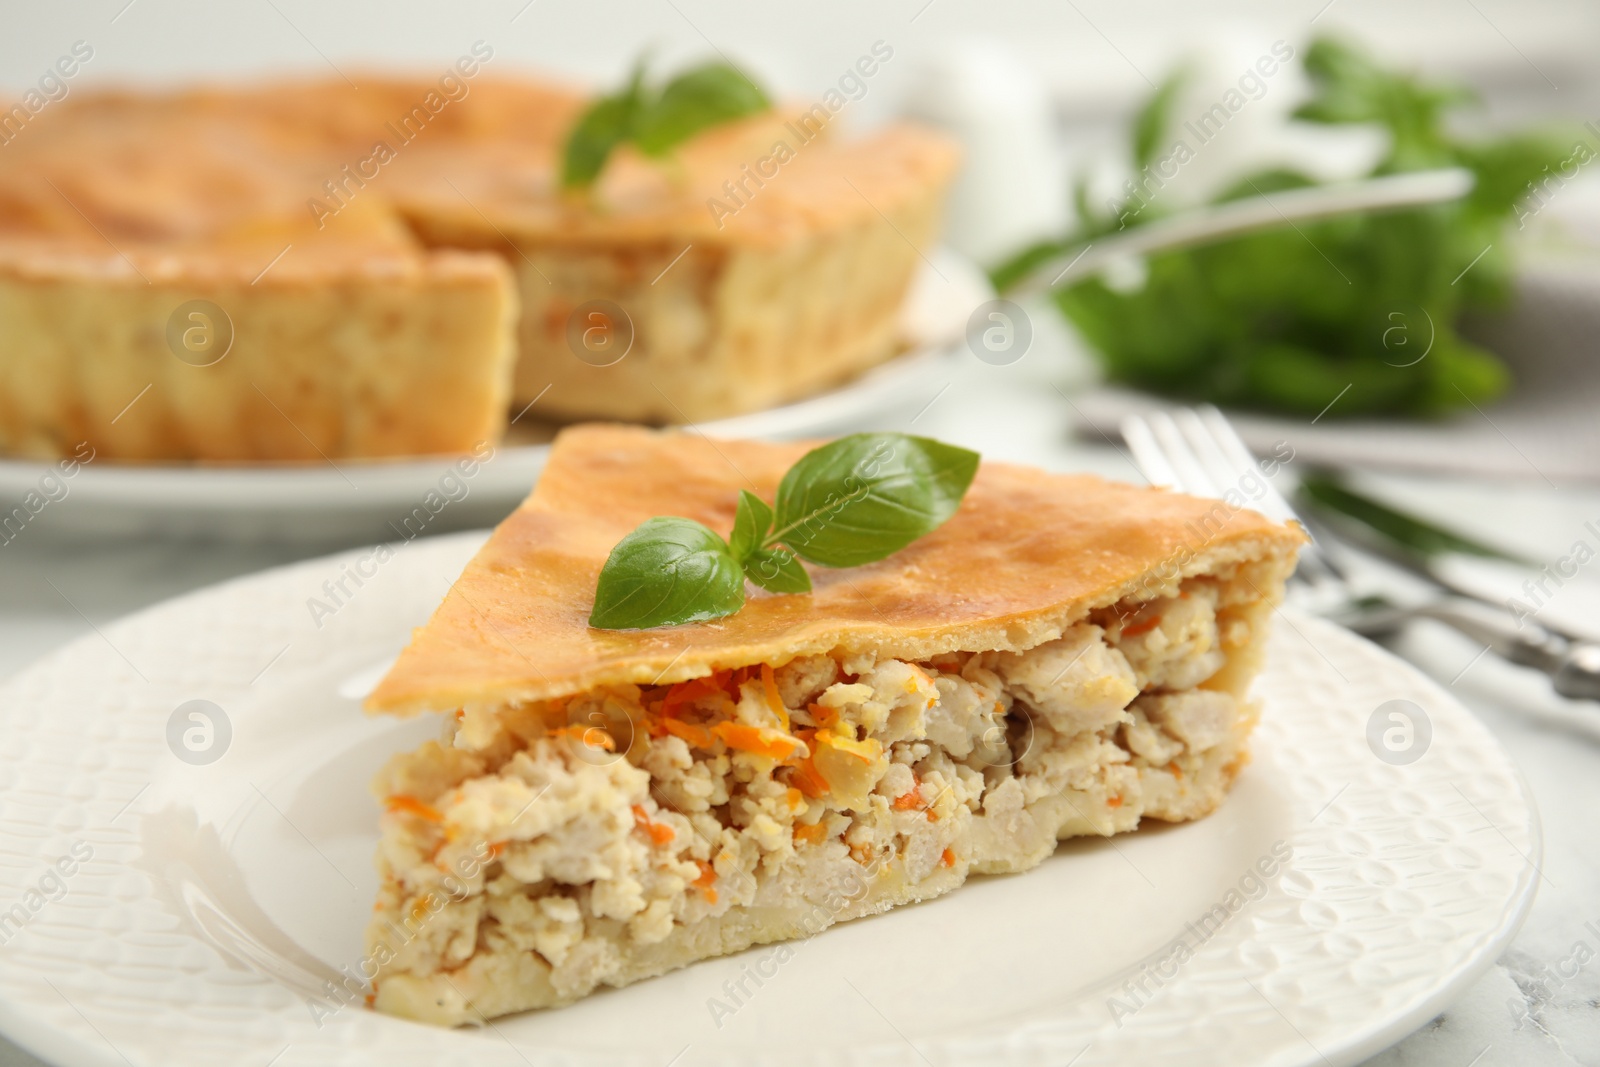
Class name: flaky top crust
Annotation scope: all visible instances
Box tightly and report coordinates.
[365,425,1305,717]
[0,75,958,274]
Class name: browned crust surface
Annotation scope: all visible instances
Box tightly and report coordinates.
[0,76,958,265]
[366,425,1306,716]
[0,76,959,459]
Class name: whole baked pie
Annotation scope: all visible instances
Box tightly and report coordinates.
[361,426,1305,1024]
[0,75,957,461]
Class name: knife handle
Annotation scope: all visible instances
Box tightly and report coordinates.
[1554,643,1600,702]
[1416,598,1600,702]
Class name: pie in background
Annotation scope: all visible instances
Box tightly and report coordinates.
[0,80,524,463]
[362,425,1305,1024]
[0,75,957,462]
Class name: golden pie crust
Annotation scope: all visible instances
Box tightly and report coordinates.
[368,424,1305,716]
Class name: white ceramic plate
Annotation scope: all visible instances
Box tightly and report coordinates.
[0,252,991,545]
[0,533,1538,1067]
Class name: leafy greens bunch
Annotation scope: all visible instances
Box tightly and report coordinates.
[994,37,1571,417]
[562,59,771,189]
[589,434,979,630]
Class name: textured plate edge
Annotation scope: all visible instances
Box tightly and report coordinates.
[1260,612,1544,1067]
[1318,755,1543,1067]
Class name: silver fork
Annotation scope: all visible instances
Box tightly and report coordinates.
[1120,405,1345,595]
[1120,404,1600,702]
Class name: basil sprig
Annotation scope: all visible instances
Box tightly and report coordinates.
[588,434,980,630]
[561,59,771,190]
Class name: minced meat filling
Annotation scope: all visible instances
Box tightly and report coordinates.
[370,575,1250,1001]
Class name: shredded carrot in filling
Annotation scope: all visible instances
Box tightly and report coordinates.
[940,847,956,868]
[712,720,804,761]
[793,821,829,845]
[385,795,443,822]
[903,665,934,695]
[1122,613,1163,637]
[693,860,718,903]
[904,772,938,821]
[631,804,675,846]
[659,675,731,717]
[891,790,925,812]
[488,841,507,857]
[552,724,615,751]
[662,718,716,750]
[1166,761,1184,781]
[1107,795,1124,809]
[760,663,790,730]
[807,702,839,728]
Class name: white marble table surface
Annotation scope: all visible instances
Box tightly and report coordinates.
[0,348,1596,1066]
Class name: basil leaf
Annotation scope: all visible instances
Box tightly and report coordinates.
[561,64,647,189]
[744,546,812,595]
[996,35,1561,418]
[1132,69,1186,172]
[632,62,770,157]
[728,489,772,562]
[589,517,744,629]
[770,433,980,568]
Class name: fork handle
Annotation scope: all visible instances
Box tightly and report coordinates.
[1416,598,1600,701]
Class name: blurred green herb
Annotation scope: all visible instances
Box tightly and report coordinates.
[589,433,979,630]
[1298,471,1527,562]
[994,37,1574,417]
[561,58,771,190]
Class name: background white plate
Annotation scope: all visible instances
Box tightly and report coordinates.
[0,532,1539,1067]
[0,251,992,545]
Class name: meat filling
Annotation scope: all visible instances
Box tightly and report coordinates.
[369,572,1263,1020]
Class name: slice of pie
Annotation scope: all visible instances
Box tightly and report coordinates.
[363,425,1304,1025]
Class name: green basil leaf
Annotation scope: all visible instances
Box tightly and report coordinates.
[1132,69,1186,172]
[770,433,980,568]
[744,546,812,594]
[588,517,744,629]
[728,489,772,562]
[632,62,770,157]
[561,64,647,189]
[560,96,632,189]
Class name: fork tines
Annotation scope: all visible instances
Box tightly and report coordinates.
[1120,404,1338,585]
